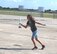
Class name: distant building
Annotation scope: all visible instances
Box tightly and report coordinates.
[18,5,24,10]
[38,7,44,12]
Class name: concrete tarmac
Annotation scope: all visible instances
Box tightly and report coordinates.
[0,15,57,54]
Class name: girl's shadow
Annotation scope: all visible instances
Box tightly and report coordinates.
[0,47,32,50]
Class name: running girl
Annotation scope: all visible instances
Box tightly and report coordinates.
[20,14,45,50]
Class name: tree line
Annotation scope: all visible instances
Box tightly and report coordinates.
[0,6,57,13]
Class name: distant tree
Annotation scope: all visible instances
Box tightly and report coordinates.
[0,6,2,9]
[55,10,57,13]
[6,7,10,9]
[44,9,52,13]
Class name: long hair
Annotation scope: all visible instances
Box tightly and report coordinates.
[27,14,35,21]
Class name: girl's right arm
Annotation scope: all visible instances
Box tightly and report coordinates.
[20,23,28,28]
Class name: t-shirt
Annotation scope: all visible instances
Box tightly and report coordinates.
[27,19,37,32]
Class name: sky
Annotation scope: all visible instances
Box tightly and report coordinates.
[0,0,57,10]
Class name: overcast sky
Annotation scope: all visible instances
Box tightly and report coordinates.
[0,0,57,10]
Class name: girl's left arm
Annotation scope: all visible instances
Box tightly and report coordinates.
[35,22,46,26]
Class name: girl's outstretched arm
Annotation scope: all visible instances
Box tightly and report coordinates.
[35,22,46,26]
[20,23,28,28]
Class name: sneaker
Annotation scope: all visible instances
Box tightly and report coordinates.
[41,45,45,50]
[32,46,38,50]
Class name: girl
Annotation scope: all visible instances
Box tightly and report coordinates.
[20,14,45,50]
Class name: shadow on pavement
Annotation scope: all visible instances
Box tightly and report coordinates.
[0,47,32,50]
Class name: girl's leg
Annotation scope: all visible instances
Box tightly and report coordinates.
[32,31,38,50]
[31,38,36,47]
[35,37,43,45]
[35,37,45,50]
[31,37,37,50]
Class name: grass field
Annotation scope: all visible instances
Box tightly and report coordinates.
[0,10,57,18]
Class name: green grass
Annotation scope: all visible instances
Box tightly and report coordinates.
[0,10,41,16]
[0,9,57,18]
